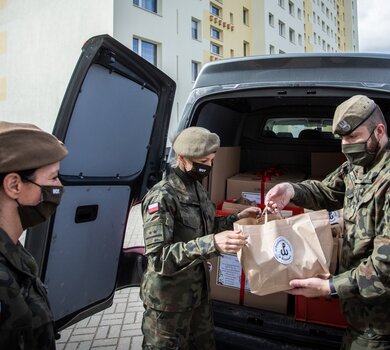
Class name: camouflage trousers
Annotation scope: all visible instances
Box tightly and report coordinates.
[341,328,390,350]
[141,298,215,350]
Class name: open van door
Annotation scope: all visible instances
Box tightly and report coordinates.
[24,35,175,331]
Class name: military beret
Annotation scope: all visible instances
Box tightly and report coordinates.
[172,127,220,158]
[0,121,68,174]
[332,95,377,136]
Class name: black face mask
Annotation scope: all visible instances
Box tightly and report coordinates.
[342,128,379,167]
[186,161,212,181]
[17,180,64,230]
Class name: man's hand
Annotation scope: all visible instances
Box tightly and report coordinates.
[265,182,295,213]
[214,230,248,254]
[237,207,261,220]
[286,277,331,298]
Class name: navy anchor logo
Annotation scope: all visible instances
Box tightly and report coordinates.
[280,242,289,256]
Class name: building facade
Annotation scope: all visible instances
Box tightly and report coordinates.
[0,0,358,134]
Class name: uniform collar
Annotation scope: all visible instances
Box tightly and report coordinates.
[0,228,37,278]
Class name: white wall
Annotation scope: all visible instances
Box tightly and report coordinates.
[114,0,209,137]
[264,1,305,54]
[0,0,114,132]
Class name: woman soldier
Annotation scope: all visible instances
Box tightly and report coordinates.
[0,121,68,349]
[140,127,259,349]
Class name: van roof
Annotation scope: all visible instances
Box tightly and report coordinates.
[194,53,390,90]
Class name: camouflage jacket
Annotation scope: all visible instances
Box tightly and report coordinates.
[291,142,390,335]
[140,167,238,312]
[0,228,56,349]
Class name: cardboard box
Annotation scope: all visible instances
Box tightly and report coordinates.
[311,152,345,179]
[226,170,306,203]
[207,147,240,205]
[208,255,288,314]
[226,174,263,200]
[295,295,347,328]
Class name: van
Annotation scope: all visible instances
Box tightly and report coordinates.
[26,35,390,349]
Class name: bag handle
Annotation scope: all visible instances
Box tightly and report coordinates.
[257,206,284,224]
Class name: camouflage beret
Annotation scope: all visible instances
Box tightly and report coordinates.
[332,95,377,136]
[172,127,220,158]
[0,121,68,174]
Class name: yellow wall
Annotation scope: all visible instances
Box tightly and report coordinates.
[337,0,346,51]
[303,0,313,52]
[0,0,7,10]
[205,0,253,62]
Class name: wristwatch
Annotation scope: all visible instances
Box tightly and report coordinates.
[329,277,338,298]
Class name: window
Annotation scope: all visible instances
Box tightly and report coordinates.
[278,20,286,37]
[289,28,295,43]
[279,50,286,54]
[262,117,338,139]
[210,26,221,40]
[191,18,200,40]
[243,7,249,25]
[210,42,221,55]
[210,4,221,17]
[269,45,275,54]
[243,41,249,56]
[133,0,157,13]
[289,1,295,15]
[230,49,234,57]
[313,11,316,23]
[269,12,274,26]
[278,0,285,9]
[191,61,200,81]
[298,34,302,45]
[230,12,234,24]
[133,37,157,65]
[298,8,302,19]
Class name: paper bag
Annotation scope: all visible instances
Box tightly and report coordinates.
[329,209,344,275]
[235,209,333,296]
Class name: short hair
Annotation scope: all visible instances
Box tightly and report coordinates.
[364,107,387,134]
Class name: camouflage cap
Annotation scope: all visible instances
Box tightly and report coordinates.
[172,127,220,158]
[332,95,377,136]
[0,121,68,174]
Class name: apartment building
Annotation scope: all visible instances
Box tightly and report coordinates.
[0,0,358,134]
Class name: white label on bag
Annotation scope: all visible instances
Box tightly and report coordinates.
[328,210,339,225]
[273,237,293,264]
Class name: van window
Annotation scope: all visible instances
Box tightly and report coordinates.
[262,117,339,139]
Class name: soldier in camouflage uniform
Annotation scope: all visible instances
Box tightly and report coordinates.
[266,95,390,350]
[140,127,260,349]
[0,122,68,349]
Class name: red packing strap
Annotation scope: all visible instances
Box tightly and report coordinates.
[239,269,246,305]
[260,178,265,205]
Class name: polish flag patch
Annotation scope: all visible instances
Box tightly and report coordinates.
[148,203,160,214]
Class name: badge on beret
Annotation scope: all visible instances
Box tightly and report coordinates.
[337,120,351,133]
[147,203,160,214]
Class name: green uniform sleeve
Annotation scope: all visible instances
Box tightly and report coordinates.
[213,214,238,232]
[291,163,347,211]
[142,189,219,276]
[333,187,390,299]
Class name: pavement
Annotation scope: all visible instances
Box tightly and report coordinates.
[55,204,145,350]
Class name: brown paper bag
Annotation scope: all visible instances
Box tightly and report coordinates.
[235,209,333,296]
[329,209,344,275]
